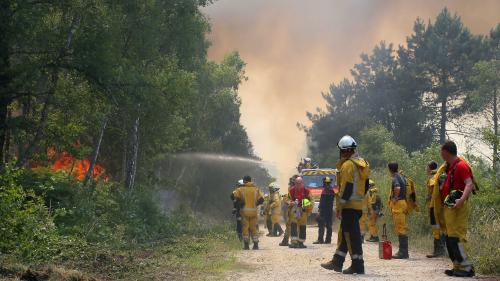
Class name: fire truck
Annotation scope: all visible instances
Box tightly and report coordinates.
[300,168,338,220]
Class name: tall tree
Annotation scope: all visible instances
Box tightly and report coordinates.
[407,8,484,143]
[467,60,499,183]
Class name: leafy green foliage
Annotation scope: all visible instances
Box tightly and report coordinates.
[0,166,61,262]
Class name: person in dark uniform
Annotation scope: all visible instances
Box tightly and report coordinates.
[313,177,335,244]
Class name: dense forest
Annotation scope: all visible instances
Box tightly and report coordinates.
[0,0,255,184]
[0,1,260,279]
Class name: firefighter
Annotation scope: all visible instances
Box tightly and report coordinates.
[366,180,382,242]
[287,177,313,249]
[425,161,445,258]
[230,179,244,241]
[232,175,264,250]
[304,157,313,169]
[387,162,409,259]
[313,177,335,244]
[439,141,475,277]
[321,135,370,274]
[268,183,283,237]
[279,175,298,246]
[263,194,273,236]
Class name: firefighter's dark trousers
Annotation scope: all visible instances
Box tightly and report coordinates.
[317,214,333,242]
[334,209,363,261]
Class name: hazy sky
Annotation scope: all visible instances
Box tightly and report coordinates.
[203,0,500,183]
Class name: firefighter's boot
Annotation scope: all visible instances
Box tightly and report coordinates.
[279,236,289,246]
[392,235,409,259]
[321,254,344,272]
[243,242,250,250]
[342,259,365,275]
[252,242,259,250]
[274,223,283,237]
[427,235,445,258]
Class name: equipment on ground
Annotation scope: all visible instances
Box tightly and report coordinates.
[379,223,392,260]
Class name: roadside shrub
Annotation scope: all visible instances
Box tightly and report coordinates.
[0,166,62,262]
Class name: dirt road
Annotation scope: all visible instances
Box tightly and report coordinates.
[225,226,496,281]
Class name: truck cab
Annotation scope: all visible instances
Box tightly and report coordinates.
[300,168,338,217]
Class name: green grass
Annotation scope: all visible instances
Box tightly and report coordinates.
[0,227,241,281]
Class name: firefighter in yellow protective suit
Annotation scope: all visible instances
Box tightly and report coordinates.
[425,161,445,258]
[434,141,476,277]
[232,175,264,250]
[387,162,409,259]
[263,194,273,236]
[267,183,283,236]
[321,135,370,275]
[365,180,382,242]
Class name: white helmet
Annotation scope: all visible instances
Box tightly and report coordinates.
[304,157,311,162]
[338,135,357,150]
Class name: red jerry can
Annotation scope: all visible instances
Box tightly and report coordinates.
[379,223,392,259]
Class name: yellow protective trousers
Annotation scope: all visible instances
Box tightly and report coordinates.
[271,213,281,224]
[368,213,378,237]
[429,207,441,239]
[241,215,259,243]
[443,200,473,271]
[390,200,408,236]
[359,211,368,236]
[282,208,291,240]
[290,208,309,243]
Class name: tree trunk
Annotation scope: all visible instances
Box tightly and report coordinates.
[121,121,127,183]
[439,95,447,144]
[84,111,110,186]
[125,115,140,191]
[493,88,498,188]
[0,97,9,168]
[0,2,12,168]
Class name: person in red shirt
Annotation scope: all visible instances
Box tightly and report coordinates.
[439,140,475,278]
[286,177,313,248]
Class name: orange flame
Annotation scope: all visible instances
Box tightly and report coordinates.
[49,148,106,181]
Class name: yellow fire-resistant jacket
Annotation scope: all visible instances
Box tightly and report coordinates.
[233,182,264,217]
[336,157,370,211]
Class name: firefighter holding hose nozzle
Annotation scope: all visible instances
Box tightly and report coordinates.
[232,175,264,250]
[230,179,245,241]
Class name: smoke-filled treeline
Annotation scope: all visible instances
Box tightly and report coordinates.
[304,9,499,176]
[0,0,255,186]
